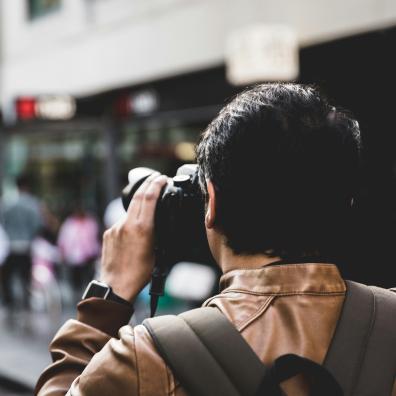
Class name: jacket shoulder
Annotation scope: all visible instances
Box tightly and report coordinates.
[131,323,179,395]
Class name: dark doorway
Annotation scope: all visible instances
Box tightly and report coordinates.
[300,26,396,286]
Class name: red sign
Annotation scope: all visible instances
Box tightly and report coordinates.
[16,97,36,120]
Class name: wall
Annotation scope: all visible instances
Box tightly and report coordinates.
[1,0,396,121]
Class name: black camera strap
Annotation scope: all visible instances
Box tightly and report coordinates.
[149,266,167,317]
[149,248,171,317]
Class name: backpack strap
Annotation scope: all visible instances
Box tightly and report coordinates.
[180,308,266,395]
[144,307,344,396]
[256,353,343,396]
[354,286,396,395]
[324,280,396,395]
[143,307,266,396]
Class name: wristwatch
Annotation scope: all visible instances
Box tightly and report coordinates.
[82,280,132,307]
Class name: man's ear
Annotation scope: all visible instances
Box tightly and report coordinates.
[205,180,216,229]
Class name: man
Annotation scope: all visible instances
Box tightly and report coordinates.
[1,174,42,309]
[36,84,389,395]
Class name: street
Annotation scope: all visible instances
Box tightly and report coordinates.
[0,307,74,395]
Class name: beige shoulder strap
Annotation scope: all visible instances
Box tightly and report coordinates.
[143,307,265,396]
[324,281,396,395]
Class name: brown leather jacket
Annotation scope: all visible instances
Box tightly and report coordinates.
[35,263,396,396]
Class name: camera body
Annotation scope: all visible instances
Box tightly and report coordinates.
[121,164,212,268]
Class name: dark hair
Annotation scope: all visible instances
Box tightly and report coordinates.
[16,173,31,190]
[196,83,362,259]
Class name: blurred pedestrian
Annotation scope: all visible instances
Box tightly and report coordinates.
[57,204,100,302]
[0,224,10,267]
[1,174,43,309]
[32,204,61,278]
[0,224,10,299]
[31,204,61,292]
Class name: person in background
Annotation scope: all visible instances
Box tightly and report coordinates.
[57,203,100,302]
[31,204,61,285]
[1,174,43,309]
[0,224,10,296]
[0,224,10,266]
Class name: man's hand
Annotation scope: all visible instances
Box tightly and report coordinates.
[100,173,168,302]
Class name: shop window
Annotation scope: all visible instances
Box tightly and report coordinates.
[28,0,61,20]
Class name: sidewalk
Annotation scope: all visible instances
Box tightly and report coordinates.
[0,307,74,391]
[0,374,33,395]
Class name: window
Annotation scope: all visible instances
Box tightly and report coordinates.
[28,0,61,20]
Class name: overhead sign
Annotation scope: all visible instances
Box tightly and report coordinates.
[132,90,159,115]
[115,89,159,118]
[226,24,299,85]
[36,95,76,120]
[16,95,76,121]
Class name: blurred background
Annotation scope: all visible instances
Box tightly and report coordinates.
[0,0,396,393]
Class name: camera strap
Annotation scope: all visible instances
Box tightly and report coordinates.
[149,248,171,317]
[149,266,167,317]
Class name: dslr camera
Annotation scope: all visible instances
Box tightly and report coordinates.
[122,164,213,314]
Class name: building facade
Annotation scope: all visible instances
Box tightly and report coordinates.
[2,0,396,120]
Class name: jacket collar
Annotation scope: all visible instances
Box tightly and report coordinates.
[220,263,345,295]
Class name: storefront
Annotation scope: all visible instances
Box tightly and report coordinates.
[299,25,396,286]
[115,67,237,186]
[2,118,107,218]
[1,67,237,223]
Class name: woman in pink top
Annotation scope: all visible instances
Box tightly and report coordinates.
[58,207,101,301]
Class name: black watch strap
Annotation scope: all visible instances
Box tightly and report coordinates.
[82,280,133,308]
[107,289,132,307]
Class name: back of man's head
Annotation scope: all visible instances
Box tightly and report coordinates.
[16,173,31,192]
[196,83,362,260]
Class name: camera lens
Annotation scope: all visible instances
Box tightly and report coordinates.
[173,174,190,187]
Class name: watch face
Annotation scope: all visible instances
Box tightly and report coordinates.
[83,281,110,299]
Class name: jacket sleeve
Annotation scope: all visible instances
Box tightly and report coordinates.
[35,297,132,395]
[35,298,173,396]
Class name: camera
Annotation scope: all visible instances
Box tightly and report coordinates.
[121,164,214,314]
[121,164,213,312]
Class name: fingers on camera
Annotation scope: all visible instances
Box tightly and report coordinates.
[139,175,168,222]
[127,172,160,215]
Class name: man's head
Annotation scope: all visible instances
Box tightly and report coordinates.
[16,173,31,192]
[196,83,361,261]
